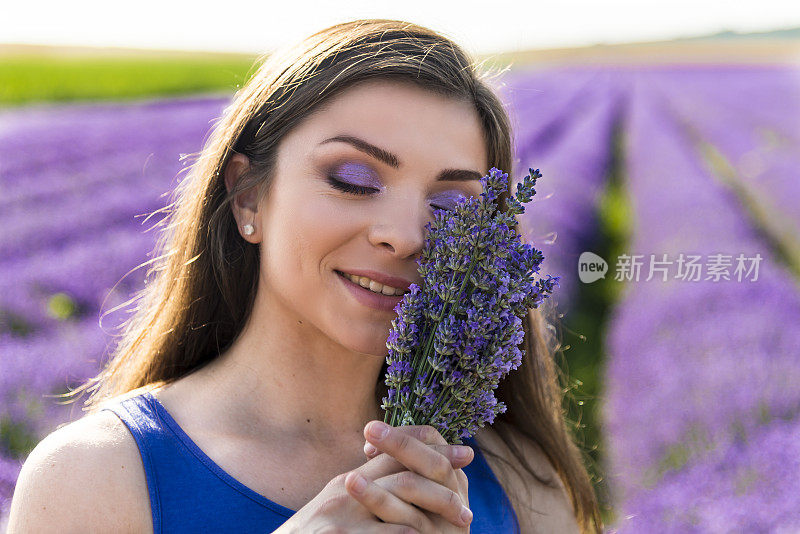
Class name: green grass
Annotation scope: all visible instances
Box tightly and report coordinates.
[0,49,522,108]
[0,54,260,107]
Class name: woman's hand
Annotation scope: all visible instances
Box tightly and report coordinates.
[345,421,474,533]
[274,423,473,533]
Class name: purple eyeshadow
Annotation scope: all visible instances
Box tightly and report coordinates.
[431,191,467,210]
[332,161,469,209]
[334,161,382,188]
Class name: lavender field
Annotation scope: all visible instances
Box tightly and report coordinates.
[2,64,799,531]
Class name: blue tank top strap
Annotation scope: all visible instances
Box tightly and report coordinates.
[101,390,293,533]
[101,391,164,533]
[101,390,519,533]
[463,433,521,534]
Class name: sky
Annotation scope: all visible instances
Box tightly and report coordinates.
[3,0,800,56]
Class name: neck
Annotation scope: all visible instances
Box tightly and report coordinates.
[187,320,389,446]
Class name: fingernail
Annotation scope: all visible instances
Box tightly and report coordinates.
[460,505,473,524]
[453,446,472,460]
[364,443,378,455]
[351,473,367,493]
[368,421,389,440]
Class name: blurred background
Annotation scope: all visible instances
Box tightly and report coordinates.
[2,1,800,531]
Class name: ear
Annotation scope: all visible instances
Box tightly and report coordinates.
[223,153,261,242]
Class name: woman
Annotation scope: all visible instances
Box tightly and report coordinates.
[7,19,603,533]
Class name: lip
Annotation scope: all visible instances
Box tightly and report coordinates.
[337,269,414,291]
[336,270,407,312]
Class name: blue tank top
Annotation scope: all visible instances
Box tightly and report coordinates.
[101,391,520,533]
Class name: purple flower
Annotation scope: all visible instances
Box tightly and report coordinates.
[380,167,559,444]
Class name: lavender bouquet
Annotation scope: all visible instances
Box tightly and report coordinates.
[380,167,560,444]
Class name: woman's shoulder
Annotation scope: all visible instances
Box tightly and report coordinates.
[473,423,580,534]
[6,406,153,533]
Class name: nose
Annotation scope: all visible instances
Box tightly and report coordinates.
[367,196,431,260]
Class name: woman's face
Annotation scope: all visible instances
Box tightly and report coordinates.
[244,79,488,356]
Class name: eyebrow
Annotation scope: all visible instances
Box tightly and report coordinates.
[318,134,484,182]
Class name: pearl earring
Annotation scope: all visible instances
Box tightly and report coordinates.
[242,224,254,236]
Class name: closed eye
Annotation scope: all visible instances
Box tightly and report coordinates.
[325,175,453,211]
[326,175,377,195]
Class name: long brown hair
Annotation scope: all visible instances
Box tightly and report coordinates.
[63,18,602,533]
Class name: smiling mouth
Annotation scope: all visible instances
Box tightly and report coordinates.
[335,270,410,297]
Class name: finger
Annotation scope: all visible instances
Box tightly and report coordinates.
[363,423,449,462]
[366,423,449,447]
[365,441,474,469]
[400,424,449,446]
[344,471,434,533]
[363,421,460,494]
[364,425,475,469]
[375,470,473,529]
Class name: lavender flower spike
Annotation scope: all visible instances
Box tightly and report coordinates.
[381,167,560,444]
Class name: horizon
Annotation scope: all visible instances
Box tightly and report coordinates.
[3,0,800,57]
[2,24,800,61]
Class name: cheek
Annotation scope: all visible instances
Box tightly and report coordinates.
[263,191,354,283]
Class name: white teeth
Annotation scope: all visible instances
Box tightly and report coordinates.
[380,285,396,296]
[343,272,408,296]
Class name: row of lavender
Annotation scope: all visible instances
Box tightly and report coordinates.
[0,95,231,517]
[0,68,610,521]
[652,67,800,237]
[501,67,624,313]
[605,68,800,532]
